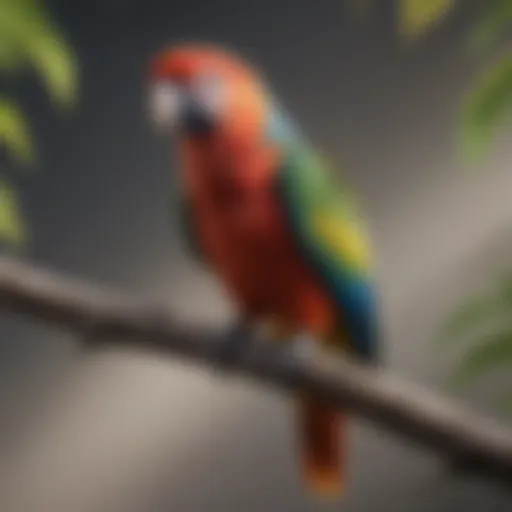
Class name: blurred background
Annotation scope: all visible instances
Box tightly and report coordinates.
[1,0,512,510]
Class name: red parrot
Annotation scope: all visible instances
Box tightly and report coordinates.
[147,43,379,499]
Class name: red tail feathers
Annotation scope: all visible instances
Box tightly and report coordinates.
[297,393,348,499]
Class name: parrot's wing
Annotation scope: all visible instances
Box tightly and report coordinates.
[174,195,206,266]
[276,149,379,362]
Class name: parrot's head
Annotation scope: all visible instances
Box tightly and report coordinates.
[147,43,268,139]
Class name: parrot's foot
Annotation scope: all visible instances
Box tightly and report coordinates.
[212,319,255,370]
[261,332,319,383]
[290,332,318,364]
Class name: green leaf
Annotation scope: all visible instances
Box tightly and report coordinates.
[436,295,503,345]
[26,22,78,110]
[0,98,34,165]
[0,0,78,109]
[0,1,28,70]
[436,275,512,345]
[0,180,26,246]
[468,0,512,53]
[459,53,512,161]
[397,0,457,39]
[0,32,25,71]
[496,388,512,416]
[450,329,512,388]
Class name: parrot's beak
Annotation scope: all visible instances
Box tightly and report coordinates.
[148,80,217,137]
[181,100,215,136]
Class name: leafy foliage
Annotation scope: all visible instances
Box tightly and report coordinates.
[419,0,512,409]
[437,273,512,418]
[0,98,34,164]
[436,275,512,375]
[397,0,457,39]
[357,1,512,160]
[469,0,512,52]
[0,180,25,246]
[458,0,512,161]
[0,0,77,107]
[451,329,512,388]
[0,0,77,246]
[436,277,512,347]
[346,0,458,39]
[460,55,512,161]
[352,1,512,409]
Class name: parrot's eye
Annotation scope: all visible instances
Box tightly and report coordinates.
[191,72,226,116]
[148,81,183,130]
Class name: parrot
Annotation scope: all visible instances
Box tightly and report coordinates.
[147,42,380,499]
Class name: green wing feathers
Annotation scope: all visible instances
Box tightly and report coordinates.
[277,149,379,361]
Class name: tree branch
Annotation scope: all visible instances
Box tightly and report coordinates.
[0,255,511,485]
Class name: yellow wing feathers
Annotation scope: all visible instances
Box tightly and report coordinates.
[311,212,372,274]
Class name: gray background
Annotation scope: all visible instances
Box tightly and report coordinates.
[1,1,511,510]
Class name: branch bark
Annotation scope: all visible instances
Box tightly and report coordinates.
[0,256,511,485]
